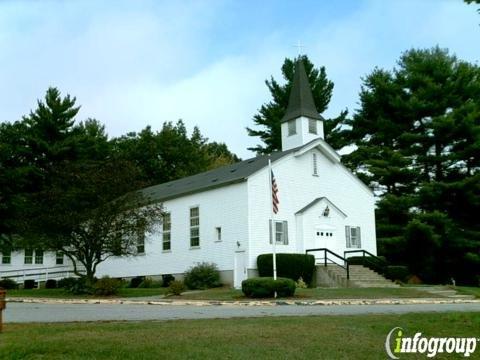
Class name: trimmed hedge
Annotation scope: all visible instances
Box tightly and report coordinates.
[257,253,315,285]
[129,276,144,288]
[241,277,296,298]
[93,276,122,296]
[24,279,35,289]
[162,274,175,287]
[347,256,386,274]
[385,265,410,282]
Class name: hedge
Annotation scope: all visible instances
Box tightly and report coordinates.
[241,277,296,298]
[385,265,410,282]
[257,253,315,285]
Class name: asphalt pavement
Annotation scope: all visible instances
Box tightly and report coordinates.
[5,302,480,323]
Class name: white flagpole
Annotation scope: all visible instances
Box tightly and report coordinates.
[268,157,278,296]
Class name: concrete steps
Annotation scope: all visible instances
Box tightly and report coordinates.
[316,264,400,288]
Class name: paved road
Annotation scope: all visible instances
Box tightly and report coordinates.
[5,302,480,323]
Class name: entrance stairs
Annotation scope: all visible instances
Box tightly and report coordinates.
[317,264,399,288]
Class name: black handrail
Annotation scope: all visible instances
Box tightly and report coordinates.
[306,248,350,280]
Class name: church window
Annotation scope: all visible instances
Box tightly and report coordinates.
[313,153,318,176]
[345,226,361,248]
[24,249,33,264]
[56,251,64,265]
[269,220,288,245]
[190,206,200,247]
[288,119,297,136]
[215,227,222,242]
[162,212,171,251]
[1,250,11,264]
[309,118,317,134]
[35,249,44,264]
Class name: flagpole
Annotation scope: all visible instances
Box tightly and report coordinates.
[268,157,278,298]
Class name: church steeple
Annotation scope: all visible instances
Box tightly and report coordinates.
[281,58,325,151]
[281,59,322,123]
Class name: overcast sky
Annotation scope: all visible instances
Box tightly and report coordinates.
[0,0,479,158]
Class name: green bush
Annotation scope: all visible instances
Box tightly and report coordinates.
[65,277,93,295]
[161,274,175,287]
[129,276,144,288]
[347,256,386,274]
[93,276,122,296]
[0,278,18,289]
[168,280,185,295]
[138,277,162,288]
[241,277,296,298]
[24,279,35,289]
[45,279,57,289]
[385,265,410,282]
[58,277,78,289]
[257,254,315,285]
[184,262,221,290]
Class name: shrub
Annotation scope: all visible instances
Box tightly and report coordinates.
[0,278,18,289]
[241,277,296,298]
[65,277,93,295]
[296,277,308,289]
[93,276,122,296]
[24,279,35,289]
[129,276,144,288]
[58,277,78,289]
[161,274,175,288]
[257,254,315,285]
[45,279,57,289]
[385,266,410,282]
[168,280,185,295]
[184,262,221,290]
[138,277,162,288]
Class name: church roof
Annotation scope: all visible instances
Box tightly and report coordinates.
[142,146,299,203]
[281,59,323,123]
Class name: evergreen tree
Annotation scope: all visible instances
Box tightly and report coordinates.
[344,47,480,284]
[246,55,345,154]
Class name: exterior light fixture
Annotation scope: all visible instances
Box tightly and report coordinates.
[323,206,330,217]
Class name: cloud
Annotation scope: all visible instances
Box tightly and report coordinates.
[0,0,479,159]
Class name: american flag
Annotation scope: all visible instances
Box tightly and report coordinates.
[271,170,279,214]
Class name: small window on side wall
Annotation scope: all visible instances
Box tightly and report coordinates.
[269,220,288,245]
[288,119,297,136]
[215,227,222,242]
[56,251,64,265]
[1,250,11,264]
[312,153,318,176]
[308,118,317,134]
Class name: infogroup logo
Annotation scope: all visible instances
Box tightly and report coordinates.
[385,327,478,359]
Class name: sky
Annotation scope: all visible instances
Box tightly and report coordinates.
[0,0,479,159]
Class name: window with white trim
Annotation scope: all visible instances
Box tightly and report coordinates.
[312,153,318,176]
[190,206,200,247]
[35,249,44,264]
[288,119,297,136]
[345,226,361,248]
[162,212,171,251]
[308,118,317,134]
[1,250,11,264]
[56,251,64,265]
[24,249,33,264]
[269,220,288,245]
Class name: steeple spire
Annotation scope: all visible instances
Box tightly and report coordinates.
[281,58,322,123]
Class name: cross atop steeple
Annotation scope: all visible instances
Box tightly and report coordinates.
[293,40,305,56]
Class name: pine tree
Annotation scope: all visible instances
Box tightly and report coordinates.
[246,55,345,154]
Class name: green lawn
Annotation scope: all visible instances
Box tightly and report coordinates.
[6,287,168,299]
[6,286,438,301]
[2,313,479,359]
[455,286,480,298]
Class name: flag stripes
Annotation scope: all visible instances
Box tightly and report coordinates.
[271,170,279,214]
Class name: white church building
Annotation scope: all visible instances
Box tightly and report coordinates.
[0,60,377,288]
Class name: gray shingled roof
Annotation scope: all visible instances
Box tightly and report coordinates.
[281,59,323,123]
[142,147,298,203]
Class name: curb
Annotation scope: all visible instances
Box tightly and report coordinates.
[7,297,480,307]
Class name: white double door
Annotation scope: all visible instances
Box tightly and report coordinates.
[234,251,247,289]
